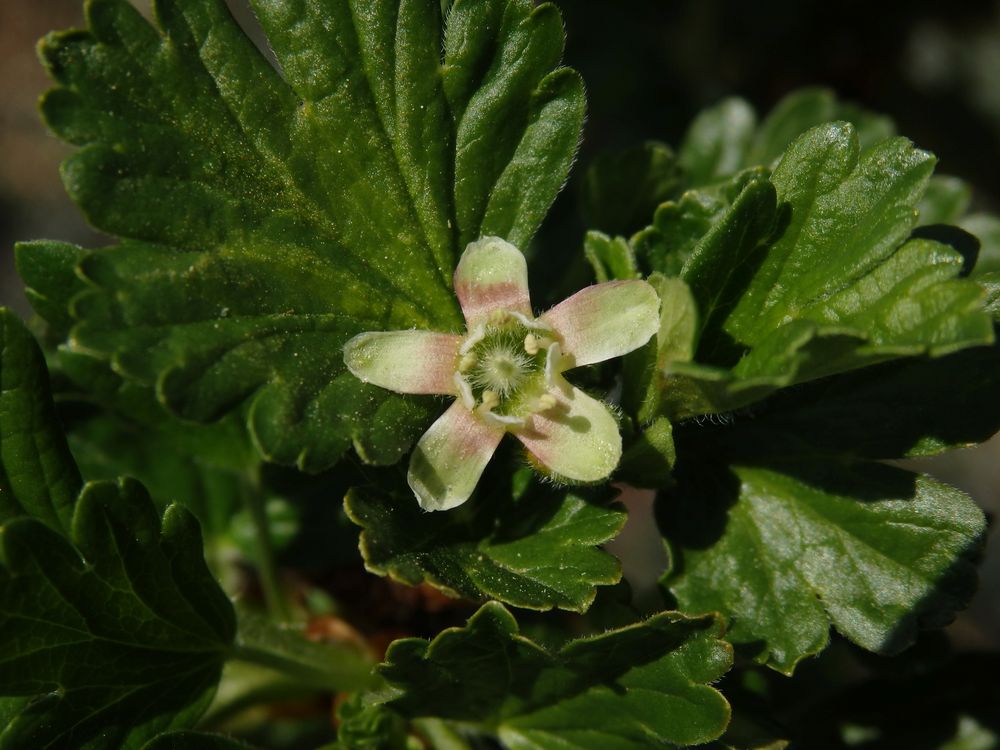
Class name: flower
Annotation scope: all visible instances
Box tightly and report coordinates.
[344,237,660,511]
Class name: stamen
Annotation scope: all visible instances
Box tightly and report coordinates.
[459,323,486,355]
[509,310,552,331]
[524,333,539,355]
[537,393,558,411]
[481,410,526,427]
[458,353,477,372]
[545,342,563,387]
[480,390,499,410]
[454,372,475,409]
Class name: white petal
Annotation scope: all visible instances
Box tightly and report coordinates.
[540,280,660,367]
[344,330,461,395]
[453,236,532,327]
[514,383,622,482]
[408,401,505,511]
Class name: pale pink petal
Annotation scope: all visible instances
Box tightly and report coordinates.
[408,401,505,511]
[453,236,532,328]
[344,331,461,395]
[540,280,660,367]
[514,382,621,482]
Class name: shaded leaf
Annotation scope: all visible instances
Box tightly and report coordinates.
[140,733,258,750]
[0,478,236,749]
[581,141,683,235]
[345,472,626,612]
[658,459,985,674]
[381,602,733,749]
[0,309,80,531]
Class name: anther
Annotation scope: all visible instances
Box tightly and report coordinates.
[537,393,557,411]
[458,353,477,372]
[480,390,499,410]
[524,333,539,355]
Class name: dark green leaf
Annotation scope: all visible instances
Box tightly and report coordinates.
[0,309,80,531]
[581,141,683,235]
[658,459,985,674]
[140,733,258,750]
[0,477,236,749]
[721,340,1000,460]
[36,0,583,472]
[380,602,733,749]
[345,473,626,612]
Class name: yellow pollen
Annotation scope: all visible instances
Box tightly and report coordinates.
[524,333,539,355]
[537,393,557,411]
[458,353,477,372]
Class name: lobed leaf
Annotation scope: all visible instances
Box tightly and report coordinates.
[33,0,584,472]
[638,124,993,421]
[0,478,236,749]
[0,309,80,531]
[658,459,985,674]
[345,472,626,612]
[380,602,733,749]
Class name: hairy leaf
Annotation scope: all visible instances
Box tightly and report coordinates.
[380,602,733,749]
[0,309,80,531]
[643,124,992,420]
[679,88,894,185]
[34,0,584,472]
[345,472,626,612]
[0,478,236,749]
[658,459,985,674]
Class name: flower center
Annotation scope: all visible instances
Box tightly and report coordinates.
[455,312,560,425]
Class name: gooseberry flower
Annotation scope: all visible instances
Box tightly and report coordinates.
[344,237,660,511]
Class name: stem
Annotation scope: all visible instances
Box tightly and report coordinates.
[228,643,376,692]
[242,486,290,622]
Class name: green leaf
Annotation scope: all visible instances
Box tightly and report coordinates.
[658,459,986,674]
[677,88,894,187]
[0,309,80,531]
[140,733,257,750]
[580,141,684,235]
[678,97,757,186]
[380,602,733,749]
[961,213,1000,276]
[743,88,894,168]
[650,124,992,420]
[583,230,638,282]
[632,167,769,279]
[0,477,237,749]
[36,0,584,472]
[918,175,972,226]
[345,472,626,612]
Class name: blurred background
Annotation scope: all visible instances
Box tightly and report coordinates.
[2,0,998,652]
